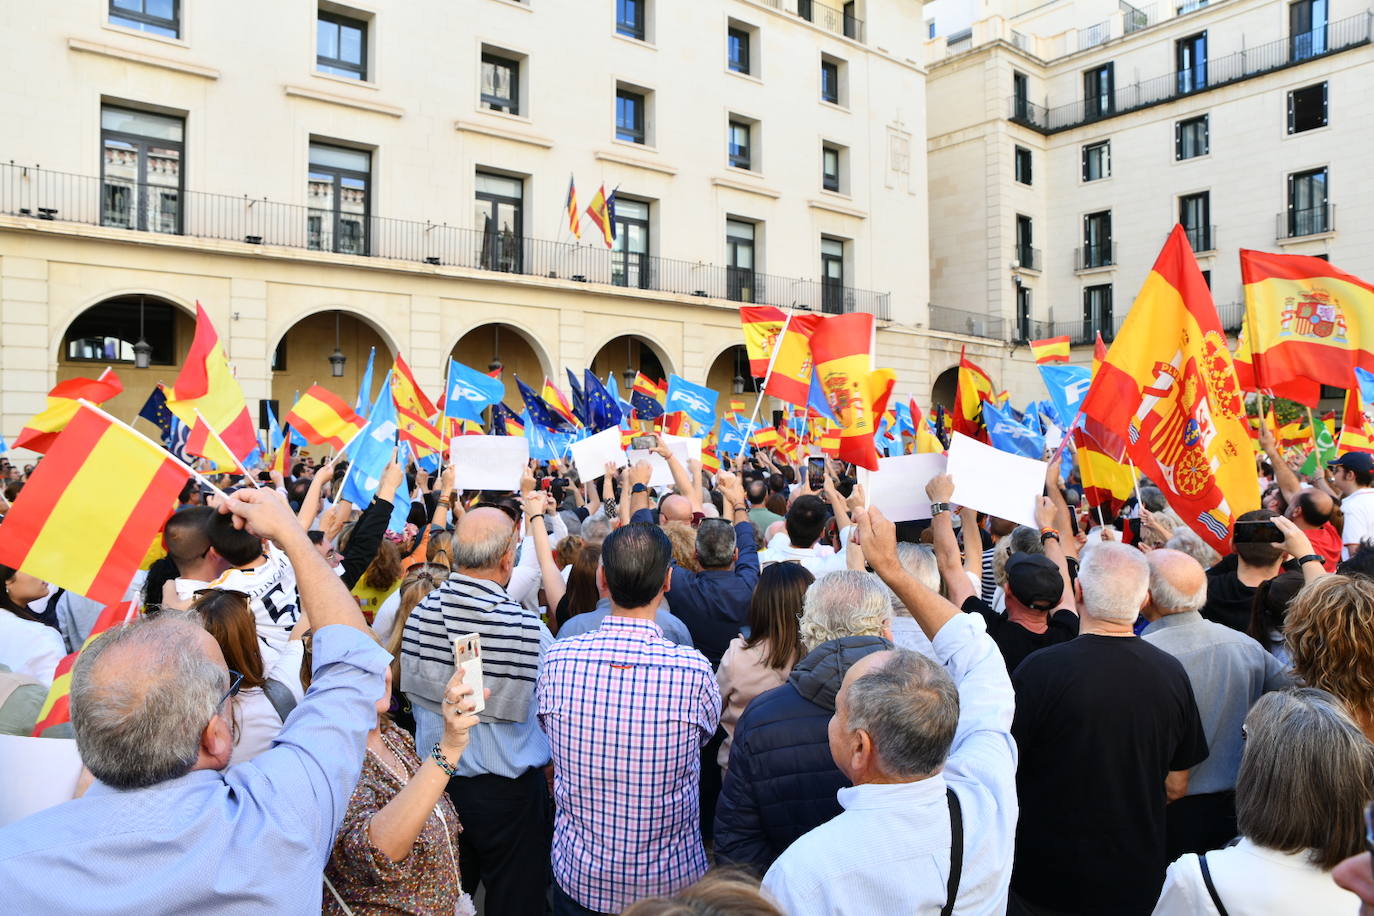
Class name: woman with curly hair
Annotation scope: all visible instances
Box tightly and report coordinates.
[1285,574,1374,741]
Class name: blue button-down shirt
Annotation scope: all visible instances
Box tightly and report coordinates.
[0,625,389,915]
[557,596,694,647]
[1141,610,1293,794]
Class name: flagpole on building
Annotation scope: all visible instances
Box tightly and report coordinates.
[76,399,231,502]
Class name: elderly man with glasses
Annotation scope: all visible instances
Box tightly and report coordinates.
[0,488,390,914]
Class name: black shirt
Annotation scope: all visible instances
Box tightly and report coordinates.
[961,595,1079,673]
[1010,635,1209,915]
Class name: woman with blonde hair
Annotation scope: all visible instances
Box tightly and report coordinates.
[1284,573,1374,741]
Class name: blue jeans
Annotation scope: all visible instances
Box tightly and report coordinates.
[552,881,609,916]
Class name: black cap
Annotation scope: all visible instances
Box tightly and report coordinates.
[1006,553,1064,611]
[1329,452,1374,473]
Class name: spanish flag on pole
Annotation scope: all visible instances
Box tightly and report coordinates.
[810,312,895,471]
[31,598,140,736]
[953,347,994,441]
[1338,384,1374,455]
[391,354,444,456]
[284,385,367,450]
[165,303,257,469]
[13,368,123,453]
[763,313,827,407]
[1241,249,1374,400]
[541,378,580,427]
[1030,335,1071,365]
[0,404,193,605]
[586,184,615,248]
[1076,332,1137,520]
[740,305,787,377]
[1083,225,1258,551]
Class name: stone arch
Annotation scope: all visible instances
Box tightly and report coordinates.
[450,321,554,405]
[588,333,676,391]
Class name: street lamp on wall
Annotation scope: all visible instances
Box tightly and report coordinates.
[489,325,503,374]
[328,311,346,377]
[731,346,745,394]
[623,337,636,391]
[132,295,152,369]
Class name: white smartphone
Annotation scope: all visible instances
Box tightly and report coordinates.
[453,633,486,715]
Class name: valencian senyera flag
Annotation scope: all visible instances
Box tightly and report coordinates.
[1240,249,1374,404]
[1083,225,1258,552]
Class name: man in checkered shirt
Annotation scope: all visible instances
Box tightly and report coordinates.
[537,522,720,915]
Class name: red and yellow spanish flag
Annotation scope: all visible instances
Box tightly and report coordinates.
[586,184,614,248]
[541,378,580,427]
[1241,250,1374,403]
[165,303,257,469]
[13,368,124,453]
[911,402,944,455]
[284,385,366,451]
[810,312,894,471]
[1083,226,1258,550]
[1076,333,1136,518]
[1031,335,1072,365]
[953,347,995,441]
[701,445,721,474]
[391,354,444,455]
[271,436,292,476]
[763,313,827,407]
[1339,383,1374,455]
[31,598,140,737]
[751,427,780,449]
[740,305,787,377]
[0,405,192,605]
[1232,317,1322,405]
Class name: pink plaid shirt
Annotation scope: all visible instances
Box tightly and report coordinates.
[538,614,719,912]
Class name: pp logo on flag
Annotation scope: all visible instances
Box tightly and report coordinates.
[371,420,397,443]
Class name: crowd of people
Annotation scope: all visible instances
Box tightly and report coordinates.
[2,431,1374,915]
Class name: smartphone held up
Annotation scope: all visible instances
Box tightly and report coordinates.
[453,633,486,715]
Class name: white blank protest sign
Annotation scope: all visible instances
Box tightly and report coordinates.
[626,434,703,487]
[450,436,530,491]
[570,427,627,480]
[0,735,83,827]
[859,453,949,521]
[947,432,1046,529]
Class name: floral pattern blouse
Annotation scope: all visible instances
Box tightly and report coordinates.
[323,723,467,916]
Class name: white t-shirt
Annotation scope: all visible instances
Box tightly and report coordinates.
[0,610,65,686]
[1339,488,1374,558]
[227,640,307,765]
[205,544,300,663]
[370,589,404,645]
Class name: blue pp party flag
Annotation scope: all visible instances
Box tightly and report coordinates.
[387,441,413,534]
[1356,367,1374,405]
[342,370,399,507]
[1037,363,1092,432]
[663,374,719,427]
[446,359,505,424]
[355,347,376,419]
[264,401,284,453]
[583,369,623,432]
[984,399,1046,459]
[0,434,7,454]
[525,410,573,461]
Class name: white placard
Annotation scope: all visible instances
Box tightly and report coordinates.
[946,432,1047,529]
[0,735,83,826]
[449,436,530,491]
[569,427,627,481]
[858,453,949,522]
[626,434,703,487]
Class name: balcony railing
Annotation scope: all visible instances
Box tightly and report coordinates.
[1013,245,1042,271]
[1277,204,1334,240]
[929,305,1005,340]
[1216,300,1245,333]
[0,161,889,319]
[1009,12,1372,133]
[796,0,864,42]
[1075,243,1117,271]
[1184,224,1216,253]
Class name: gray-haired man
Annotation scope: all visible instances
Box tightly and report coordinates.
[762,507,1018,915]
[0,488,388,914]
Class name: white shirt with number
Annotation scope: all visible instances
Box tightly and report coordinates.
[206,544,300,665]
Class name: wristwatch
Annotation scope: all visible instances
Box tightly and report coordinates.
[929,502,951,516]
[631,483,648,494]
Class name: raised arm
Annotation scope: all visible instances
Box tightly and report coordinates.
[1035,495,1078,615]
[523,492,567,612]
[857,506,958,640]
[958,505,983,581]
[1258,425,1303,505]
[656,444,702,513]
[340,459,404,590]
[430,465,455,531]
[296,458,336,529]
[1044,458,1079,560]
[1273,514,1327,584]
[821,473,851,531]
[926,474,973,607]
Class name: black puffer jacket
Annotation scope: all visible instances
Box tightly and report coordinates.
[713,635,891,871]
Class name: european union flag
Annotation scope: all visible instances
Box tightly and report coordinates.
[663,374,718,427]
[138,387,177,441]
[583,369,623,432]
[566,368,589,426]
[517,377,573,431]
[630,386,664,421]
[491,402,525,436]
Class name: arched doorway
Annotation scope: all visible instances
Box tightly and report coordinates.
[932,365,960,413]
[58,294,196,424]
[450,323,551,407]
[589,335,670,395]
[271,311,393,417]
[705,344,764,415]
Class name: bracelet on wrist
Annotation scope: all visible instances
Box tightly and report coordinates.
[430,742,459,777]
[1039,528,1061,543]
[1296,553,1323,566]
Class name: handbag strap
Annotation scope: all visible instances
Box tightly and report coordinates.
[324,875,355,916]
[1198,853,1230,916]
[942,786,963,916]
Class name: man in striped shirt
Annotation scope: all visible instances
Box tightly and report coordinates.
[400,506,553,916]
[538,523,719,915]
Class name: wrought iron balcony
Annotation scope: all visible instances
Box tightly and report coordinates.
[1277,204,1334,240]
